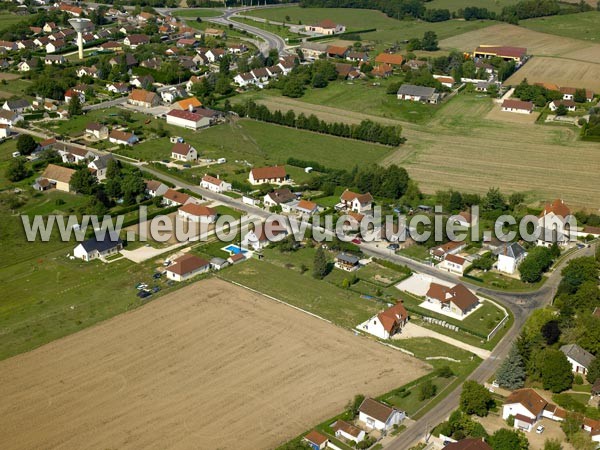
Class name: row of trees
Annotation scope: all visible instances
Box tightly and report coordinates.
[233,100,405,146]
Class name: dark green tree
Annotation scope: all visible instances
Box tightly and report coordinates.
[489,428,529,450]
[418,380,437,401]
[70,166,97,195]
[460,381,494,416]
[16,134,38,156]
[421,31,439,51]
[496,345,526,389]
[6,157,29,182]
[312,246,329,279]
[538,348,573,392]
[586,357,600,384]
[68,94,83,116]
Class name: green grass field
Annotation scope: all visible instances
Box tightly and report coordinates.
[232,16,304,40]
[521,11,600,42]
[0,13,29,34]
[426,0,518,13]
[246,7,495,43]
[172,9,224,18]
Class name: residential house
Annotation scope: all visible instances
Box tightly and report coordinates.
[326,45,348,59]
[177,38,197,48]
[87,154,113,181]
[110,53,138,69]
[17,59,37,72]
[106,82,130,94]
[332,420,365,443]
[178,203,217,223]
[34,164,76,192]
[430,241,467,261]
[165,254,210,282]
[451,210,477,228]
[346,51,368,62]
[227,43,247,54]
[162,188,195,206]
[361,301,408,339]
[439,254,469,275]
[501,99,533,114]
[123,34,149,49]
[128,89,159,108]
[434,75,455,89]
[242,221,288,251]
[296,199,318,216]
[549,99,576,112]
[560,86,594,102]
[502,388,547,432]
[210,257,229,271]
[306,19,346,35]
[160,86,188,104]
[204,28,225,38]
[0,110,23,126]
[561,344,595,375]
[205,48,225,63]
[200,174,231,193]
[42,22,57,33]
[2,99,30,114]
[443,438,492,450]
[44,54,65,65]
[186,75,205,92]
[64,89,85,104]
[339,189,373,213]
[46,39,66,54]
[473,46,527,63]
[173,97,202,111]
[494,242,527,275]
[76,66,100,78]
[335,252,360,271]
[300,42,328,60]
[375,53,403,66]
[227,252,246,265]
[358,398,405,431]
[166,108,218,130]
[398,84,439,104]
[145,180,169,198]
[171,142,197,161]
[263,188,296,210]
[109,129,138,146]
[58,145,95,164]
[537,199,573,247]
[85,122,109,140]
[249,165,287,185]
[372,63,393,78]
[425,282,480,317]
[303,430,328,450]
[251,67,269,84]
[73,234,123,261]
[234,72,256,87]
[100,41,122,52]
[0,124,10,139]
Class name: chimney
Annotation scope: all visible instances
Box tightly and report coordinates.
[188,104,193,112]
[217,174,220,179]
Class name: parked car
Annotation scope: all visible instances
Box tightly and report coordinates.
[352,238,362,244]
[387,243,399,250]
[152,286,161,293]
[137,290,151,299]
[536,425,545,434]
[152,272,162,279]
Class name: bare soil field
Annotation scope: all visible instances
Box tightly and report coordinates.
[0,73,20,80]
[254,94,600,208]
[0,278,428,450]
[440,23,600,60]
[505,56,600,91]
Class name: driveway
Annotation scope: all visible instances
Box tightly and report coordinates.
[393,322,491,360]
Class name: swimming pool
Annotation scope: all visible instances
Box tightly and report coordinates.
[223,244,248,255]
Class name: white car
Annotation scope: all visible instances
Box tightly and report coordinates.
[536,425,545,434]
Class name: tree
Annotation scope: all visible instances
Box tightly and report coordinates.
[519,246,553,283]
[538,348,573,392]
[418,380,437,401]
[68,94,83,116]
[282,76,305,98]
[421,31,439,51]
[16,134,38,156]
[460,381,494,416]
[541,320,561,345]
[70,166,97,195]
[496,345,526,389]
[489,428,529,450]
[120,171,145,205]
[586,356,600,384]
[556,103,568,116]
[5,157,29,182]
[312,246,329,279]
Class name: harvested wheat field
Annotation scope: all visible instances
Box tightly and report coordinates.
[505,56,600,91]
[0,278,428,450]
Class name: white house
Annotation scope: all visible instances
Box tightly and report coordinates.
[145,179,169,198]
[549,99,576,112]
[502,389,548,432]
[2,99,30,114]
[360,302,408,340]
[108,129,138,146]
[178,203,217,223]
[494,242,527,275]
[163,189,196,207]
[160,86,187,104]
[451,210,477,228]
[0,110,23,126]
[165,254,210,281]
[425,283,479,317]
[358,398,405,432]
[73,234,123,261]
[85,122,109,140]
[501,99,534,114]
[537,199,573,247]
[295,199,318,216]
[170,142,197,161]
[234,72,256,87]
[263,188,296,209]
[305,19,346,35]
[106,82,130,94]
[332,420,365,443]
[397,84,439,104]
[561,344,595,375]
[200,174,231,193]
[303,430,329,450]
[438,254,469,275]
[339,189,373,213]
[87,154,113,181]
[248,165,287,185]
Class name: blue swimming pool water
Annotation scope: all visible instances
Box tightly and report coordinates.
[223,245,247,255]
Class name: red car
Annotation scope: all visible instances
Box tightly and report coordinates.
[352,238,362,244]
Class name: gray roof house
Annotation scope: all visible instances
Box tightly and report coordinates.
[2,99,31,113]
[561,344,595,374]
[335,252,360,271]
[73,233,123,262]
[494,242,527,259]
[210,257,229,270]
[397,84,439,104]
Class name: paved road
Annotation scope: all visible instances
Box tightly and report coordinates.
[83,96,128,112]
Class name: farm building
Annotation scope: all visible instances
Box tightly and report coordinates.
[473,45,527,63]
[358,398,405,431]
[73,234,123,261]
[165,254,210,282]
[397,84,439,104]
[166,109,218,130]
[501,99,533,114]
[33,164,76,192]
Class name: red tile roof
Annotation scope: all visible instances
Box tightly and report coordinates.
[167,254,210,276]
[163,189,191,205]
[426,283,479,312]
[377,302,408,333]
[504,389,547,416]
[502,99,534,111]
[250,165,286,181]
[475,46,527,59]
[171,142,194,156]
[540,199,570,218]
[179,203,215,217]
[375,53,404,65]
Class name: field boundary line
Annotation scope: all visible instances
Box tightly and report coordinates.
[220,277,333,324]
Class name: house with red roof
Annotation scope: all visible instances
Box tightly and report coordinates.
[170,142,197,162]
[425,282,479,317]
[439,253,469,275]
[200,174,231,193]
[303,430,329,450]
[305,19,346,35]
[178,203,217,223]
[338,189,373,214]
[501,99,534,114]
[165,254,210,282]
[537,199,573,247]
[166,108,218,130]
[248,165,288,185]
[360,301,409,339]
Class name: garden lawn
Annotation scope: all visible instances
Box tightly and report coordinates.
[463,270,546,292]
[172,9,224,18]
